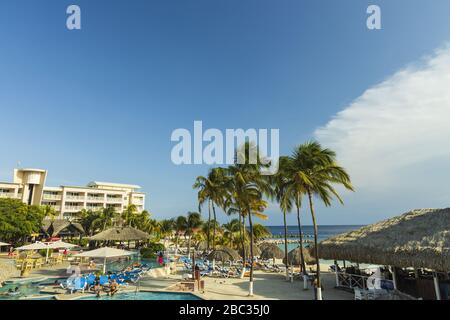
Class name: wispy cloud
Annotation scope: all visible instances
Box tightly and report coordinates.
[315,45,450,214]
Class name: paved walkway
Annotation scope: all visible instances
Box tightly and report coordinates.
[139,270,353,300]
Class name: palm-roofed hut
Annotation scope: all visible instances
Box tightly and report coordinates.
[239,243,261,258]
[208,247,240,263]
[42,219,85,238]
[283,246,316,266]
[196,240,208,251]
[318,208,450,300]
[89,226,150,242]
[260,243,284,264]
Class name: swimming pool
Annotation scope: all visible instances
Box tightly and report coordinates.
[0,281,52,300]
[77,291,201,300]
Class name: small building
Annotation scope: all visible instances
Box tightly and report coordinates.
[41,219,85,238]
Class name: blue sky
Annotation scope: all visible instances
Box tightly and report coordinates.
[1,1,450,225]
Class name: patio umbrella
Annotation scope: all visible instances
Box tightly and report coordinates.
[45,241,78,262]
[75,247,136,273]
[0,241,10,247]
[16,242,49,251]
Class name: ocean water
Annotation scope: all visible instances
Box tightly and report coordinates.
[266,225,363,252]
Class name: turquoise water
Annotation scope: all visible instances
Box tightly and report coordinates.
[266,225,363,243]
[105,257,158,273]
[0,281,50,300]
[78,291,201,300]
[0,257,159,300]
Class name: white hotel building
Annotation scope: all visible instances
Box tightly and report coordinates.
[0,168,146,219]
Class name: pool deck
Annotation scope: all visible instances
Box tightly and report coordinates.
[139,270,353,300]
[1,255,353,300]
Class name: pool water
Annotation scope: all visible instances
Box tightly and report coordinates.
[105,258,158,273]
[0,281,50,300]
[78,291,201,300]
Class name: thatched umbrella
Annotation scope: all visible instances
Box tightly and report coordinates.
[239,243,261,258]
[260,243,284,261]
[208,247,240,263]
[283,246,316,266]
[89,227,150,242]
[258,242,272,252]
[196,240,208,251]
[318,208,450,271]
[260,243,284,265]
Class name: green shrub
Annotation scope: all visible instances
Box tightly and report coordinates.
[140,242,165,258]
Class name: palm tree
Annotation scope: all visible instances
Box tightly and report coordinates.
[193,168,228,252]
[193,175,211,251]
[291,141,354,300]
[251,224,271,242]
[159,218,175,240]
[224,142,272,296]
[284,157,309,282]
[184,212,203,255]
[99,207,118,231]
[174,216,187,254]
[270,156,293,280]
[122,204,137,226]
[41,205,58,222]
[221,219,241,248]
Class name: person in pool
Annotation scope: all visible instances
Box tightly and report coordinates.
[5,287,20,296]
[93,280,102,297]
[109,280,118,296]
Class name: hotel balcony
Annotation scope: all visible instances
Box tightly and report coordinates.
[0,192,19,199]
[65,195,85,201]
[86,206,104,211]
[106,197,123,203]
[43,194,62,201]
[87,196,105,201]
[64,205,83,211]
[132,199,144,205]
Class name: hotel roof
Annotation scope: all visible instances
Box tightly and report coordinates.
[87,181,141,190]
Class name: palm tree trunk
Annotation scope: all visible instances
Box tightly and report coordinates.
[307,190,321,300]
[282,210,289,281]
[247,205,254,296]
[212,204,217,250]
[188,234,191,257]
[207,200,211,251]
[238,211,246,274]
[295,199,307,274]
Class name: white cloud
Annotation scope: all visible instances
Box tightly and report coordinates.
[315,45,450,209]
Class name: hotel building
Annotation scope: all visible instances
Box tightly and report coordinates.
[0,168,146,219]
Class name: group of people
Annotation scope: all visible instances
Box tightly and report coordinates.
[92,276,119,297]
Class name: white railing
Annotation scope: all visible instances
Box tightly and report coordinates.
[106,198,123,203]
[86,206,104,211]
[335,271,394,290]
[0,193,16,198]
[64,206,83,211]
[87,196,104,201]
[65,195,85,201]
[43,194,62,200]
